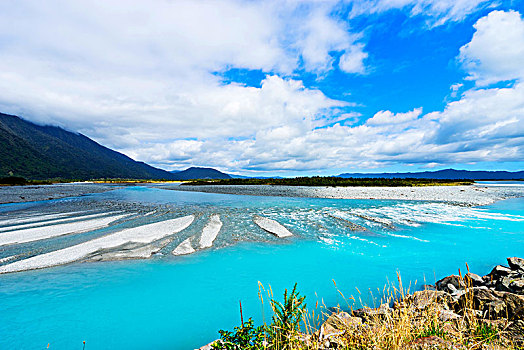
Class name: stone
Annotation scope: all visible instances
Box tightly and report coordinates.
[465,272,485,287]
[506,320,524,346]
[438,309,461,322]
[488,265,512,281]
[408,290,450,310]
[408,336,451,349]
[483,300,507,319]
[322,311,362,335]
[501,292,524,320]
[457,287,504,313]
[507,257,524,273]
[509,279,524,294]
[436,275,464,293]
[353,303,392,320]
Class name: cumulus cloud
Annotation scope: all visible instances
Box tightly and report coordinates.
[0,2,521,173]
[459,10,524,86]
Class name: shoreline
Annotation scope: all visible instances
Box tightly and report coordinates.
[168,183,524,206]
[204,257,524,349]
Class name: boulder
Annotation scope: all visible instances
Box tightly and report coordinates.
[407,290,451,310]
[507,257,524,273]
[353,303,392,320]
[502,293,524,320]
[483,300,507,319]
[465,272,485,287]
[436,275,464,293]
[438,309,461,322]
[322,311,362,333]
[488,265,512,281]
[408,336,451,349]
[509,279,524,294]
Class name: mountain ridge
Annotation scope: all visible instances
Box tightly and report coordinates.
[337,168,524,180]
[0,112,178,180]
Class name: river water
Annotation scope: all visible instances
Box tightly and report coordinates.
[0,185,523,349]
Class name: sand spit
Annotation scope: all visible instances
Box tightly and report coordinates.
[173,237,196,255]
[0,211,120,232]
[0,213,131,246]
[0,211,87,227]
[199,214,222,248]
[253,216,293,238]
[0,215,195,274]
[172,184,524,206]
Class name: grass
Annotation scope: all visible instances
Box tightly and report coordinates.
[211,272,520,349]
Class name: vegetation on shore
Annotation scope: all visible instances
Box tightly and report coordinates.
[185,177,474,187]
[207,258,524,349]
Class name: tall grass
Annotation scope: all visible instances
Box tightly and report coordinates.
[211,270,520,349]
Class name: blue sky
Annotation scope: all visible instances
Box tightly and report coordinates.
[0,0,523,176]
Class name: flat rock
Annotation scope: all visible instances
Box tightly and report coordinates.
[508,257,524,273]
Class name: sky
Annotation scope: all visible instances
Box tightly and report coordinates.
[0,0,523,176]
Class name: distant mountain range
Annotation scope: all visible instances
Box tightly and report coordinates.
[0,112,180,180]
[170,167,231,180]
[0,112,233,181]
[1,112,522,181]
[337,169,524,180]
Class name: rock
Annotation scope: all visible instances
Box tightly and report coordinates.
[408,336,451,349]
[501,293,524,320]
[507,320,524,346]
[465,272,485,287]
[408,290,450,310]
[509,279,524,294]
[457,287,504,314]
[436,275,464,293]
[483,300,507,319]
[320,311,362,339]
[438,309,461,322]
[507,257,524,273]
[488,265,512,281]
[353,303,392,320]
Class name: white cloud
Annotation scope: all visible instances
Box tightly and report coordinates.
[349,0,491,27]
[459,10,524,85]
[339,43,368,74]
[0,2,521,173]
[366,108,423,125]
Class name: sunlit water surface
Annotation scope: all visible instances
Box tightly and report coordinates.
[0,186,523,349]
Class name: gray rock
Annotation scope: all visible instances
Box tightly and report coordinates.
[465,272,485,287]
[353,303,392,320]
[483,300,507,319]
[438,309,461,322]
[436,275,464,293]
[509,279,524,294]
[488,265,512,281]
[507,257,524,273]
[502,293,524,320]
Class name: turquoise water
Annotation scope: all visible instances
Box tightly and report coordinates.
[0,187,523,349]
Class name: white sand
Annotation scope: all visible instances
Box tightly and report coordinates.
[173,237,196,255]
[199,214,222,248]
[0,212,120,233]
[0,213,131,246]
[253,216,293,238]
[0,211,87,226]
[0,215,195,274]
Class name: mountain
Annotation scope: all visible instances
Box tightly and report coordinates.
[170,167,231,180]
[0,112,179,180]
[337,169,524,180]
